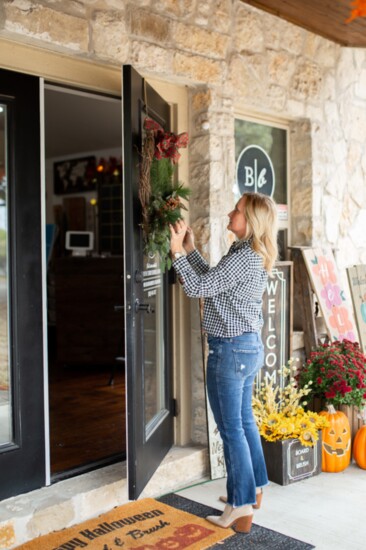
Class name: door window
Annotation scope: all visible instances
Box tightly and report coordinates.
[143,253,167,437]
[235,118,287,205]
[0,103,12,446]
[235,117,289,259]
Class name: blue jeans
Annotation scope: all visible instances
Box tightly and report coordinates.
[206,332,268,507]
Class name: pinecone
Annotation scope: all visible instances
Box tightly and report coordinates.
[163,197,181,211]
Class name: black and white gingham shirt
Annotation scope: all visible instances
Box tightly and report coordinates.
[173,240,268,337]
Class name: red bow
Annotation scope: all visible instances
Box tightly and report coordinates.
[144,117,188,164]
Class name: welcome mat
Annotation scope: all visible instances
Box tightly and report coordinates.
[159,494,315,550]
[16,497,233,550]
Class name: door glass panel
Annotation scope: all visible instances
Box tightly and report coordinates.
[0,104,12,446]
[234,118,287,207]
[143,253,166,437]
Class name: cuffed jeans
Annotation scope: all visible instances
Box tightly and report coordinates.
[207,332,268,507]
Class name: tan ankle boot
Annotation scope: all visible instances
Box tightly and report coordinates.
[206,503,253,533]
[219,487,263,509]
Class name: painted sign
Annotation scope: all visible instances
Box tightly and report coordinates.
[258,262,293,390]
[236,145,275,197]
[302,248,358,342]
[346,264,366,354]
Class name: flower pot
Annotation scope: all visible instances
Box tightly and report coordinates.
[261,434,322,486]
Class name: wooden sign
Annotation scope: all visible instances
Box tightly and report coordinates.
[302,248,358,343]
[346,264,366,353]
[258,262,293,389]
[203,331,227,480]
[261,434,322,486]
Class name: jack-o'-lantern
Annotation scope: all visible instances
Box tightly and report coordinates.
[319,406,351,472]
[353,424,366,470]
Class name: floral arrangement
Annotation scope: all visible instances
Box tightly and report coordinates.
[253,361,328,446]
[139,117,189,271]
[145,157,190,271]
[296,339,366,409]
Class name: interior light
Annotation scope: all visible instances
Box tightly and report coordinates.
[0,106,3,113]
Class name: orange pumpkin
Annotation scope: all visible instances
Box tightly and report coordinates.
[353,425,366,469]
[319,406,351,472]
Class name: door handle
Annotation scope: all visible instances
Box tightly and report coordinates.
[114,305,124,312]
[135,299,155,314]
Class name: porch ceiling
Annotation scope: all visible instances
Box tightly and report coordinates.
[240,0,366,47]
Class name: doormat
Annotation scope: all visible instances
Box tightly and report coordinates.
[16,497,234,550]
[159,494,315,550]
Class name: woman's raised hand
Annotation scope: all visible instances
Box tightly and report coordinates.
[169,219,187,254]
[183,226,195,254]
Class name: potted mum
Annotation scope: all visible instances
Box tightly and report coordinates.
[296,339,366,409]
[296,339,366,472]
[253,361,328,485]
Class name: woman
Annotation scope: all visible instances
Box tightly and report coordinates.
[169,192,278,533]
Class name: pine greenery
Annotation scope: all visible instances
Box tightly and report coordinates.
[145,158,190,272]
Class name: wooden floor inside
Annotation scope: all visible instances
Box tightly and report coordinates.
[49,363,126,475]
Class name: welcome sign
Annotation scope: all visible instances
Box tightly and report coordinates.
[259,262,293,389]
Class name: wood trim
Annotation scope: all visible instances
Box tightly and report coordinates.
[0,36,121,93]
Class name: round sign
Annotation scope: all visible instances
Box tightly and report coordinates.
[236,145,275,197]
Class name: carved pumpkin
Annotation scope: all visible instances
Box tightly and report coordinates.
[353,425,366,470]
[319,406,351,472]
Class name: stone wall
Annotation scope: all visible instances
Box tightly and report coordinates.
[2,0,366,444]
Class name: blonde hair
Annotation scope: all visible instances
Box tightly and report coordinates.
[241,192,278,273]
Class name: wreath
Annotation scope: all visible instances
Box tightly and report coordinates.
[139,117,190,271]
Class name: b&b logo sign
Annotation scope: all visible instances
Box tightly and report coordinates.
[236,145,275,197]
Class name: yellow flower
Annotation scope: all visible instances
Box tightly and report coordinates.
[298,429,318,447]
[266,413,281,427]
[252,358,327,445]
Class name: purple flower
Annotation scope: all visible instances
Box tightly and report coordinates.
[321,283,342,309]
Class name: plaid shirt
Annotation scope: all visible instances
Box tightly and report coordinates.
[173,240,268,337]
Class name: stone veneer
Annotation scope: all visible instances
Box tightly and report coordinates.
[1,0,366,443]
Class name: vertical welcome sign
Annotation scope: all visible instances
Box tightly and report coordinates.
[258,262,293,389]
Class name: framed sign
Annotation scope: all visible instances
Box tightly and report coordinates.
[302,248,358,343]
[346,265,366,353]
[54,156,96,195]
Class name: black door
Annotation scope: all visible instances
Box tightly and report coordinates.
[0,69,45,499]
[123,66,174,499]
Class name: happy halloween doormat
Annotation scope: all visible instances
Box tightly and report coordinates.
[16,498,233,550]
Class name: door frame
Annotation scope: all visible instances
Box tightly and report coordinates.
[0,36,191,493]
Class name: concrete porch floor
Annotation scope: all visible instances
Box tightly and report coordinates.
[2,449,365,549]
[177,462,366,550]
